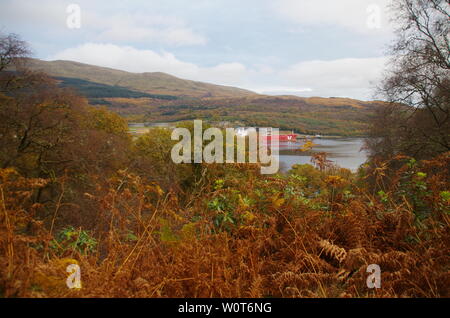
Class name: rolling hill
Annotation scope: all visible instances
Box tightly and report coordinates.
[20,58,383,136]
[24,58,256,98]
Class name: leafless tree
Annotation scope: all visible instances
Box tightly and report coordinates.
[0,33,30,72]
[369,0,450,159]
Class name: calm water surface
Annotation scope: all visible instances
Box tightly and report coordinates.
[129,123,368,173]
[277,138,368,173]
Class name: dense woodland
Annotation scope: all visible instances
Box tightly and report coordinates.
[0,0,449,298]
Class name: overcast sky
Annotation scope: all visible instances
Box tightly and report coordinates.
[0,0,395,100]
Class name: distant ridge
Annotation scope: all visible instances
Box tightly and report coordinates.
[24,58,257,98]
[18,58,384,136]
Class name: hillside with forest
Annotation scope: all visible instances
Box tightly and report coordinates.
[23,59,382,136]
[23,58,257,98]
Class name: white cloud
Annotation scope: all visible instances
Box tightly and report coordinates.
[280,57,388,99]
[85,12,207,46]
[96,25,206,46]
[274,0,392,34]
[49,43,388,100]
[48,43,246,86]
[162,28,207,46]
[0,0,67,28]
[0,0,206,46]
[253,87,313,95]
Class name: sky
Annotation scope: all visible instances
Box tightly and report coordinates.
[0,0,395,100]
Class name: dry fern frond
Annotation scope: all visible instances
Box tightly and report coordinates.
[318,240,347,264]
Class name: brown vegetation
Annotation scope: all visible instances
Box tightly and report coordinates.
[1,0,449,297]
[0,152,448,298]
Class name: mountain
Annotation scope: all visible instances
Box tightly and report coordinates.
[24,58,257,98]
[21,58,382,136]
